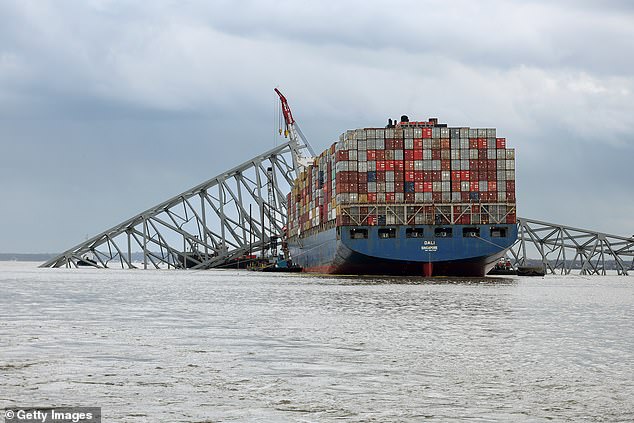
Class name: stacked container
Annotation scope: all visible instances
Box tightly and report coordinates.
[287,119,516,236]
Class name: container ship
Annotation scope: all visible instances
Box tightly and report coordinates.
[275,91,517,277]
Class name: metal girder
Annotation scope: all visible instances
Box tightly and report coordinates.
[41,142,300,269]
[509,217,634,276]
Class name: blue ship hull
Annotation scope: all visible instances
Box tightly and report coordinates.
[288,224,518,276]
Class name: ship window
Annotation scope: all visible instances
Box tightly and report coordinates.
[350,228,368,239]
[490,227,507,238]
[434,227,453,238]
[378,228,396,239]
[406,228,425,238]
[463,227,480,238]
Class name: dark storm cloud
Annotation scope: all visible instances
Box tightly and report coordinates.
[0,0,632,253]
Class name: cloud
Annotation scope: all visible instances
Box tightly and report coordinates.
[0,0,632,252]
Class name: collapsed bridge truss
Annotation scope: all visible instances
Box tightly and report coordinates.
[42,147,633,276]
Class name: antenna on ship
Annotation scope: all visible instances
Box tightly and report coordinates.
[274,88,316,170]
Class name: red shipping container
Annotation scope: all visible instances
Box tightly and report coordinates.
[367,215,376,226]
[394,139,404,149]
[376,150,386,160]
[367,150,376,160]
[478,138,487,149]
[358,183,368,193]
[422,128,432,138]
[395,161,404,171]
[506,181,515,191]
[404,150,414,161]
[506,211,517,223]
[461,170,470,180]
[469,139,478,149]
[405,192,415,203]
[395,171,404,182]
[386,193,395,203]
[415,182,425,192]
[470,181,479,191]
[461,192,470,202]
[406,171,415,181]
[395,181,404,192]
[432,192,442,202]
[405,161,414,171]
[413,150,423,160]
[441,139,450,149]
[386,161,395,171]
[349,183,358,192]
[432,171,441,181]
[414,171,424,181]
[358,172,368,183]
[478,149,487,160]
[470,160,479,170]
[385,139,395,149]
[507,192,516,201]
[488,181,497,191]
[451,171,461,181]
[424,182,433,192]
[441,160,451,171]
[496,138,506,149]
[368,193,377,202]
[376,171,386,182]
[432,150,441,160]
[337,150,349,161]
[377,161,386,171]
[414,139,423,149]
[487,171,496,180]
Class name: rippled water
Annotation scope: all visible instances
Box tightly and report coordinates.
[1,262,633,422]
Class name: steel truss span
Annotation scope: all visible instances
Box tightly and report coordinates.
[41,142,299,270]
[510,218,634,276]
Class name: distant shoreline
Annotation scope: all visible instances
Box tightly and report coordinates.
[0,253,57,262]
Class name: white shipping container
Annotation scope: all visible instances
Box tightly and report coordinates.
[365,129,375,139]
[442,192,451,202]
[461,160,470,170]
[415,192,424,202]
[414,161,423,170]
[349,193,358,203]
[451,150,460,160]
[358,150,367,162]
[404,128,414,138]
[441,181,451,191]
[395,193,404,202]
[451,139,460,149]
[423,192,433,202]
[368,182,377,192]
[433,181,442,191]
[348,161,357,171]
[432,160,441,171]
[422,161,431,171]
[375,139,385,150]
[461,181,470,191]
[432,128,441,139]
[486,128,496,138]
[349,150,358,161]
[470,149,478,159]
[358,161,368,172]
[479,181,488,191]
[375,129,385,141]
[506,170,515,180]
[349,139,357,150]
[413,128,422,138]
[386,182,395,192]
[469,128,478,138]
[346,130,355,140]
[423,150,432,160]
[377,193,386,202]
[440,127,450,138]
[506,149,515,159]
[506,160,515,170]
[405,139,414,149]
[355,129,366,140]
[387,214,397,225]
[451,160,461,169]
[498,191,507,202]
[357,140,367,151]
[497,170,506,181]
[452,192,461,202]
[487,149,496,159]
[477,128,487,137]
[386,171,395,182]
[367,139,375,149]
[460,139,469,149]
[460,128,469,138]
[441,171,451,181]
[368,161,376,171]
[394,150,404,160]
[497,160,506,170]
[385,128,395,138]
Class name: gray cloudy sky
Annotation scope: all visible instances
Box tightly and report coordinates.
[1,0,633,253]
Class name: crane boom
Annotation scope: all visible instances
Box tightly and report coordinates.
[274,88,315,170]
